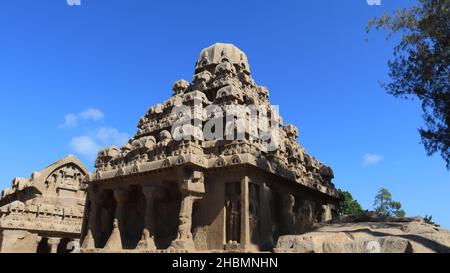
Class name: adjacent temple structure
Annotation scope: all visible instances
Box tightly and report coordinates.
[80,43,341,253]
[0,156,88,253]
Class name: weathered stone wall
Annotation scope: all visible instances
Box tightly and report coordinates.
[0,230,39,253]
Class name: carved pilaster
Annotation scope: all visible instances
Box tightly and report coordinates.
[48,237,61,254]
[82,229,95,250]
[81,193,101,249]
[239,176,259,252]
[279,189,295,235]
[171,192,202,251]
[259,183,274,249]
[104,189,128,251]
[170,170,205,251]
[321,204,332,222]
[240,176,251,248]
[137,186,156,251]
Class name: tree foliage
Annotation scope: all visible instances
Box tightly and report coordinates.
[424,214,440,226]
[338,190,364,216]
[373,188,406,217]
[366,0,450,169]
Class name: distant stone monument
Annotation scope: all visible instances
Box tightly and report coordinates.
[0,156,88,253]
[80,43,341,253]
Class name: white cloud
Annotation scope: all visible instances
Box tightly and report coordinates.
[79,108,105,121]
[63,108,128,162]
[95,127,129,145]
[70,136,101,160]
[60,113,78,128]
[70,127,130,161]
[59,108,105,128]
[363,153,384,166]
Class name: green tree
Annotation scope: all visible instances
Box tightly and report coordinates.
[366,0,450,169]
[424,214,440,226]
[338,190,364,216]
[373,188,406,217]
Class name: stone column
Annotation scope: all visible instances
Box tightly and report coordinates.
[48,237,61,254]
[170,170,205,251]
[35,236,42,252]
[137,186,157,251]
[321,204,332,222]
[171,192,201,251]
[104,189,128,251]
[259,183,274,249]
[240,176,252,250]
[280,190,295,235]
[81,194,101,249]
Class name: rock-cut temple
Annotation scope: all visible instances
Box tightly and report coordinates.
[79,43,341,253]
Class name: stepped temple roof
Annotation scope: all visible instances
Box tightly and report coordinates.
[88,43,339,199]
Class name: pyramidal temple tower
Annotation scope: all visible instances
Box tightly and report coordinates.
[80,43,341,253]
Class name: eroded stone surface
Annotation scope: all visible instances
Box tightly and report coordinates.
[275,214,450,253]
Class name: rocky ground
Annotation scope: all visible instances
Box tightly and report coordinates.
[275,213,450,253]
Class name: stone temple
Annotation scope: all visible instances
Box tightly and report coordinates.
[80,43,341,253]
[0,156,88,253]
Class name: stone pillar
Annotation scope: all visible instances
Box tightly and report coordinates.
[280,190,295,235]
[240,176,252,250]
[35,236,42,252]
[321,204,332,222]
[137,186,157,251]
[170,170,205,251]
[81,194,100,249]
[48,237,61,254]
[259,183,274,249]
[171,192,201,251]
[104,189,128,251]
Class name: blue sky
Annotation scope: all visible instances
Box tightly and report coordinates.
[0,0,448,227]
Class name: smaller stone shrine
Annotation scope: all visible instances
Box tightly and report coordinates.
[0,155,89,253]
